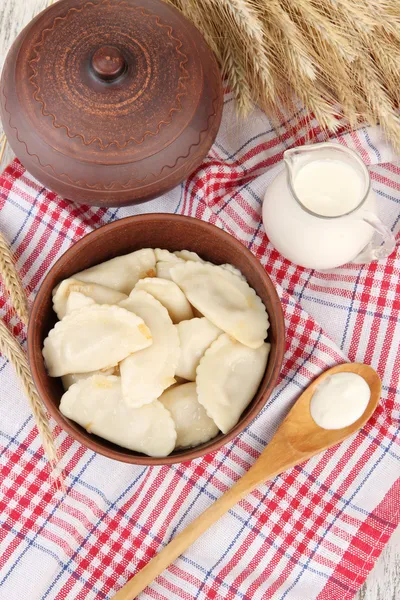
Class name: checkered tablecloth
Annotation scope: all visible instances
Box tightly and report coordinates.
[0,95,399,600]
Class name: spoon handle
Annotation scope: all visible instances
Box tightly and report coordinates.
[112,481,252,600]
[112,435,301,600]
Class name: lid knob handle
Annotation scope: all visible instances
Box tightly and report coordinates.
[91,46,126,81]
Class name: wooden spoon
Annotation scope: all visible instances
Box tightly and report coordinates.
[112,363,381,600]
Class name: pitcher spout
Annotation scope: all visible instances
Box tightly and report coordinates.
[283,148,295,177]
[283,146,311,180]
[283,147,305,192]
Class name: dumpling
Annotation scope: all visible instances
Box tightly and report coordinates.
[61,366,116,391]
[155,248,180,262]
[174,250,245,280]
[156,257,185,281]
[119,291,180,407]
[159,382,219,448]
[73,248,156,294]
[171,261,269,348]
[134,278,194,323]
[53,278,128,320]
[196,334,270,434]
[60,375,176,457]
[64,291,96,315]
[220,263,246,281]
[174,250,204,262]
[43,304,152,377]
[175,317,222,381]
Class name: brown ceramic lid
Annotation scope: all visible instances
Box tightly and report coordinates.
[0,0,223,206]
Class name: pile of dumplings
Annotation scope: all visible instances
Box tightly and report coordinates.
[43,248,271,457]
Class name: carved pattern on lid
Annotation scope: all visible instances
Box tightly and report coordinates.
[28,0,189,150]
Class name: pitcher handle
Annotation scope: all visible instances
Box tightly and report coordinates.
[352,210,396,263]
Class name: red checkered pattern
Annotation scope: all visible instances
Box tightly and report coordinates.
[0,95,399,599]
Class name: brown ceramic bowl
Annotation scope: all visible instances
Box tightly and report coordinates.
[28,215,285,465]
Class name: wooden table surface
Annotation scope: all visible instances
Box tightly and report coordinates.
[0,1,399,599]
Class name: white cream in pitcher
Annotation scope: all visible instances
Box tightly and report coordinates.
[293,158,364,217]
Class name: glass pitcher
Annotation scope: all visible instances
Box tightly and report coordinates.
[262,142,396,270]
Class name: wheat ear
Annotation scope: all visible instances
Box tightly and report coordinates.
[166,0,400,151]
[0,233,29,326]
[355,57,400,154]
[218,0,275,104]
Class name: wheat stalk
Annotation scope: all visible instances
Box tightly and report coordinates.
[0,232,63,487]
[369,32,400,108]
[0,320,63,486]
[0,134,7,165]
[217,0,275,105]
[0,232,30,326]
[355,56,400,149]
[262,0,341,131]
[165,0,400,151]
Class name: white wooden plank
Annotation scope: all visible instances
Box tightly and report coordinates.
[356,525,400,600]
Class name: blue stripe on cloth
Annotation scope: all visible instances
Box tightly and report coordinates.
[245,186,263,206]
[391,211,400,233]
[340,267,363,350]
[0,450,345,599]
[216,181,256,215]
[0,416,32,458]
[248,219,263,250]
[0,454,97,588]
[383,383,400,395]
[223,97,234,106]
[10,187,45,246]
[174,183,185,214]
[376,189,400,204]
[361,431,400,461]
[104,208,120,223]
[173,469,344,585]
[362,128,381,162]
[291,291,400,326]
[295,269,315,305]
[213,143,246,171]
[0,194,75,244]
[41,466,147,599]
[0,521,107,599]
[280,422,400,599]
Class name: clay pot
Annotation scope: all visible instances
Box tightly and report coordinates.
[0,0,223,206]
[28,215,285,465]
